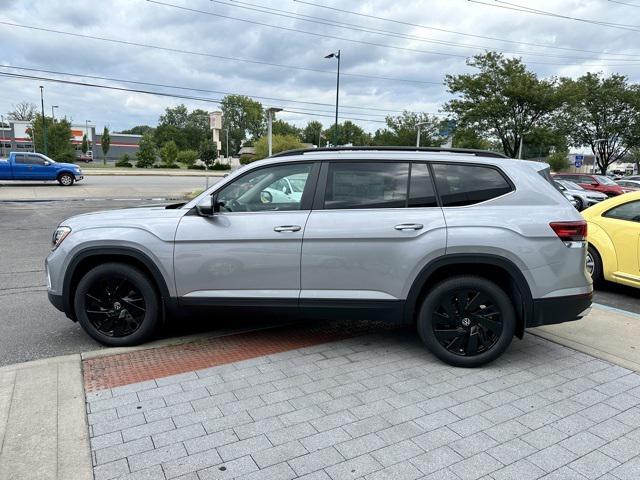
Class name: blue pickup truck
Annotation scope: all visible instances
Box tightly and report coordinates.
[0,152,83,186]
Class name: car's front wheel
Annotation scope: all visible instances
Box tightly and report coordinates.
[574,196,584,211]
[58,173,74,186]
[417,276,516,367]
[74,263,160,346]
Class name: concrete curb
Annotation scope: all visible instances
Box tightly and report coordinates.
[85,170,227,177]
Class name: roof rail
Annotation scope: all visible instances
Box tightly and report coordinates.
[270,146,508,159]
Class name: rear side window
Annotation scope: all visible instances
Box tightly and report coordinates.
[408,163,438,208]
[432,163,512,207]
[603,200,640,222]
[324,162,408,209]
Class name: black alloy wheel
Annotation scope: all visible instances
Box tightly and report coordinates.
[74,263,159,346]
[417,276,515,367]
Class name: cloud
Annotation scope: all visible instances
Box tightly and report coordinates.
[2,0,639,132]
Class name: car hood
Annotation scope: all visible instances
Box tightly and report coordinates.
[56,162,81,169]
[61,205,187,229]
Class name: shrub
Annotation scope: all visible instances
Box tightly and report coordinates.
[547,150,569,172]
[135,131,157,168]
[116,154,133,168]
[154,163,181,169]
[252,134,305,161]
[159,140,179,166]
[210,162,231,170]
[199,138,217,167]
[177,149,199,166]
[187,164,206,170]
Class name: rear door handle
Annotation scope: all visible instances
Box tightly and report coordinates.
[274,225,301,232]
[394,223,423,231]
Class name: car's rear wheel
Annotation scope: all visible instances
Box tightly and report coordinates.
[417,276,515,368]
[586,245,603,285]
[58,173,74,186]
[574,197,583,211]
[74,263,160,346]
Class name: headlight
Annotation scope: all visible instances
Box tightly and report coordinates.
[52,226,71,250]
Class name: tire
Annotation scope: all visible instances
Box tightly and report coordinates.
[574,196,583,211]
[586,245,603,286]
[417,276,516,368]
[58,173,74,186]
[74,263,160,346]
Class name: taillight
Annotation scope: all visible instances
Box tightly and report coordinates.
[549,221,587,242]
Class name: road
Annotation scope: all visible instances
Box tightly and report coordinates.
[0,199,637,366]
[0,174,219,201]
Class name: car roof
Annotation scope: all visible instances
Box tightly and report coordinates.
[582,190,640,218]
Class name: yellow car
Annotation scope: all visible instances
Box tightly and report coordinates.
[582,190,640,288]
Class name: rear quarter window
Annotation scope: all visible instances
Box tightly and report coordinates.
[432,163,513,207]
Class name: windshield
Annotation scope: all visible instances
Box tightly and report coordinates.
[595,175,616,185]
[561,180,584,191]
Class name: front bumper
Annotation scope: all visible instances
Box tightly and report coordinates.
[75,174,84,181]
[48,291,65,313]
[527,292,593,328]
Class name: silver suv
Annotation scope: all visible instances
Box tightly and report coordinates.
[46,147,592,367]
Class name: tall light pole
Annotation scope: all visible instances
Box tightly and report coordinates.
[39,86,48,155]
[225,127,229,165]
[266,107,282,157]
[51,105,58,121]
[416,121,427,148]
[1,114,5,158]
[325,50,341,146]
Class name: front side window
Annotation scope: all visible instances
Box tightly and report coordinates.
[213,163,312,213]
[603,200,640,223]
[323,162,409,209]
[432,163,512,207]
[595,175,616,186]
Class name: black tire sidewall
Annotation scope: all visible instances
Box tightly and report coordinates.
[417,276,515,368]
[587,245,603,285]
[574,197,583,211]
[58,173,74,186]
[74,263,159,347]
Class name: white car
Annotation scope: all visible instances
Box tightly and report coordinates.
[555,179,607,211]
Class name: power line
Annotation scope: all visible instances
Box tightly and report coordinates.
[0,71,392,124]
[0,64,406,116]
[469,0,640,33]
[608,0,640,7]
[147,0,640,66]
[209,0,640,62]
[293,0,640,58]
[0,20,440,87]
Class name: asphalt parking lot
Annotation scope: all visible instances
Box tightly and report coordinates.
[0,199,638,367]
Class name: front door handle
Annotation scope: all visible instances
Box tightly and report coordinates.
[394,223,423,231]
[274,225,301,232]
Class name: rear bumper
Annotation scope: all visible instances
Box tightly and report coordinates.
[527,292,592,328]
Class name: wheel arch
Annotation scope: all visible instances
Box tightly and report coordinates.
[62,246,173,321]
[403,254,533,339]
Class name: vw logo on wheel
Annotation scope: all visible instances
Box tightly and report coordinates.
[461,317,471,327]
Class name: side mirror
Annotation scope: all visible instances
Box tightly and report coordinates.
[196,195,214,217]
[43,161,51,166]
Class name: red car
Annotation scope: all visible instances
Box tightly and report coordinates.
[552,173,624,197]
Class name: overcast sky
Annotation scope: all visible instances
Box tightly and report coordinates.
[1,0,639,133]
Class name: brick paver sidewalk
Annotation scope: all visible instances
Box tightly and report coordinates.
[85,331,640,480]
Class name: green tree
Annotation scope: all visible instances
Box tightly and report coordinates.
[119,125,154,135]
[115,153,133,167]
[373,111,442,146]
[154,124,185,150]
[159,140,179,166]
[558,72,640,175]
[451,127,492,150]
[325,120,372,146]
[444,52,564,158]
[154,105,211,150]
[302,120,324,145]
[220,95,265,156]
[253,134,305,161]
[136,131,157,168]
[81,134,89,155]
[101,126,111,165]
[177,149,199,166]
[271,119,301,139]
[199,138,218,167]
[546,150,569,172]
[28,116,75,162]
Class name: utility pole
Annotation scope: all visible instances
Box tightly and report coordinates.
[225,127,229,166]
[266,107,282,157]
[51,105,58,121]
[325,50,341,146]
[416,122,427,148]
[39,86,48,155]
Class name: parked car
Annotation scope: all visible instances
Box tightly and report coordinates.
[616,179,640,193]
[583,191,640,289]
[78,151,93,163]
[0,152,83,186]
[555,179,608,211]
[553,173,624,197]
[46,147,592,367]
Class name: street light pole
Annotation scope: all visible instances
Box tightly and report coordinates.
[266,107,282,157]
[51,105,58,121]
[225,128,229,165]
[1,114,5,158]
[325,50,341,146]
[416,122,427,148]
[39,86,48,155]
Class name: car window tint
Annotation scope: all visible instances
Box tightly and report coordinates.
[603,200,640,223]
[432,163,512,207]
[14,154,27,164]
[324,162,409,209]
[214,163,312,213]
[409,163,438,208]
